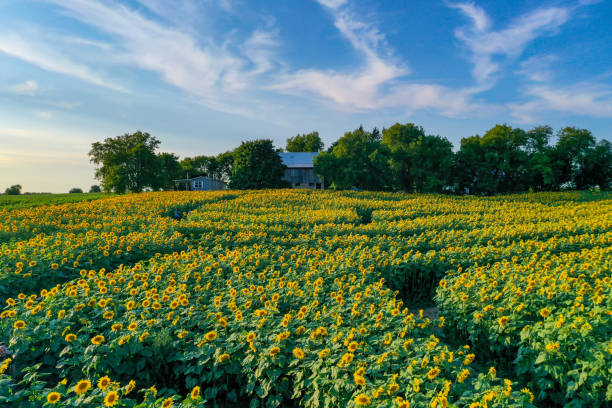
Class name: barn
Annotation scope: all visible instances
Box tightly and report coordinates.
[173,176,227,191]
[280,152,324,189]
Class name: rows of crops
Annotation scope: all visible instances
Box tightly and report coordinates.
[0,193,112,210]
[0,190,610,407]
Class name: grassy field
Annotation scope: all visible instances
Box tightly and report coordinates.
[0,190,609,407]
[0,193,112,210]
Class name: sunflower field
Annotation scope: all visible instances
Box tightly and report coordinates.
[0,190,609,407]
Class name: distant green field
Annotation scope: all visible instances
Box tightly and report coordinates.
[0,193,113,210]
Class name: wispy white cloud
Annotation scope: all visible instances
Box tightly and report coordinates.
[34,111,53,119]
[448,2,490,32]
[517,54,559,82]
[509,83,612,123]
[0,32,125,91]
[450,2,570,83]
[316,0,347,10]
[11,80,39,95]
[0,0,598,123]
[272,1,486,116]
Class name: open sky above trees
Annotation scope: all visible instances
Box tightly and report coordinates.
[1,0,611,192]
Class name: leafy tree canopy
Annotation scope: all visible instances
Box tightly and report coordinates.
[229,139,287,189]
[382,123,453,192]
[89,131,161,193]
[314,126,392,190]
[4,184,22,195]
[286,132,324,152]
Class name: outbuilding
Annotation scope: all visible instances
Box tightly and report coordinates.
[279,152,324,189]
[173,176,227,191]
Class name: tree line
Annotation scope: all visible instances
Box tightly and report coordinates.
[316,123,612,193]
[85,125,611,194]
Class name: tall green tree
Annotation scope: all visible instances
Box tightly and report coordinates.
[382,123,453,192]
[89,131,161,193]
[286,132,324,152]
[582,140,612,190]
[524,126,556,191]
[552,127,601,189]
[314,126,392,190]
[4,184,22,195]
[213,151,234,182]
[156,152,183,190]
[229,140,287,189]
[454,125,530,194]
[180,152,233,182]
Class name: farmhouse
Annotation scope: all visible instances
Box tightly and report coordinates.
[173,176,227,191]
[280,152,324,189]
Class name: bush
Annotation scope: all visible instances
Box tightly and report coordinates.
[4,185,21,195]
[69,188,83,194]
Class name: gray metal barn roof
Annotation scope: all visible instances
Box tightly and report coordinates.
[280,152,318,168]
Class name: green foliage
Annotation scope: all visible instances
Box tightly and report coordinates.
[88,131,162,193]
[180,152,234,183]
[382,123,454,192]
[0,193,111,210]
[0,190,551,408]
[314,126,392,190]
[4,185,22,195]
[552,127,612,190]
[68,188,83,194]
[286,132,324,152]
[229,140,287,189]
[89,185,101,193]
[156,152,183,190]
[453,125,531,194]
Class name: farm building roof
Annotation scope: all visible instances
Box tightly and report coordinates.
[280,152,318,168]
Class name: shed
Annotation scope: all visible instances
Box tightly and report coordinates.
[173,176,227,191]
[279,152,324,189]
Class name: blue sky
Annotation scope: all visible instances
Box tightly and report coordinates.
[1,0,611,192]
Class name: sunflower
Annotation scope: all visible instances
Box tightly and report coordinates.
[161,397,174,408]
[125,380,136,395]
[104,391,119,407]
[246,332,256,342]
[91,335,105,345]
[47,392,61,404]
[269,347,281,357]
[348,341,358,352]
[191,386,201,399]
[292,347,305,359]
[355,394,371,406]
[74,379,91,396]
[427,367,441,380]
[98,376,111,390]
[13,320,26,330]
[218,353,230,363]
[205,330,217,341]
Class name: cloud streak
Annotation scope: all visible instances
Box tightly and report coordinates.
[272,0,484,116]
[0,0,605,124]
[451,2,570,83]
[0,32,125,91]
[510,83,612,123]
